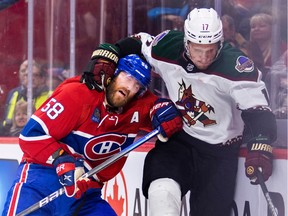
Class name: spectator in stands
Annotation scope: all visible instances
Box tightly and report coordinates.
[221,14,248,55]
[8,100,30,137]
[231,0,272,40]
[274,78,288,119]
[1,59,52,134]
[248,13,287,80]
[265,50,288,118]
[45,66,69,90]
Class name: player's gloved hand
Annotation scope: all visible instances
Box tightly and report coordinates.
[245,136,273,184]
[74,177,103,199]
[53,154,85,197]
[150,98,183,142]
[80,43,119,91]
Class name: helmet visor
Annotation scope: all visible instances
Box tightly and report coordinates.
[118,71,145,94]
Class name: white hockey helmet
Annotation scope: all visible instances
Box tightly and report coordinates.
[184,8,223,44]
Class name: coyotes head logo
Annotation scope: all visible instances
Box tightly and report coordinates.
[176,79,217,127]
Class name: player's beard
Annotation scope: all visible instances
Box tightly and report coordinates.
[105,79,134,108]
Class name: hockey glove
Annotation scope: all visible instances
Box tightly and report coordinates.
[53,154,85,198]
[150,98,183,142]
[245,136,273,184]
[81,43,120,91]
[74,177,103,199]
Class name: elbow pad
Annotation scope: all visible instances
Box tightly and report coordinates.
[241,107,277,144]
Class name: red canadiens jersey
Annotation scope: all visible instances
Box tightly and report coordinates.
[19,76,157,182]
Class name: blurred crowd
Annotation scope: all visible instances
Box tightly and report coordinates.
[0,59,69,136]
[0,0,286,137]
[145,0,287,119]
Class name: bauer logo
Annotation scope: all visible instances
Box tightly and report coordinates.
[103,171,128,216]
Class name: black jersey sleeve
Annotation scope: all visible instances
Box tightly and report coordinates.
[115,37,142,58]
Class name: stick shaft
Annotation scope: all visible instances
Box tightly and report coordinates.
[16,128,159,216]
[257,170,278,216]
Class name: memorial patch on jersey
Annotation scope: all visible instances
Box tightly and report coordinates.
[84,133,127,161]
[235,56,254,73]
[152,30,169,47]
[91,108,101,123]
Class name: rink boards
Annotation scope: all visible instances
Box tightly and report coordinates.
[0,139,287,216]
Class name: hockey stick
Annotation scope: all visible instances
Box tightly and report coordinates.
[16,128,160,216]
[256,169,278,216]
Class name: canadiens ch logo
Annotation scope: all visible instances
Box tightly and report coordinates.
[84,134,127,161]
[175,79,217,127]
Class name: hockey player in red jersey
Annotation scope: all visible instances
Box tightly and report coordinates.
[81,8,277,216]
[2,54,183,216]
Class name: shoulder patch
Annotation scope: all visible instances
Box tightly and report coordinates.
[235,56,254,73]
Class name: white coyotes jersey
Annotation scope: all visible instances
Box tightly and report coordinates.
[136,31,269,144]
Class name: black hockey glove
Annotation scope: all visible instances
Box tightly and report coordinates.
[81,43,119,91]
[245,136,273,184]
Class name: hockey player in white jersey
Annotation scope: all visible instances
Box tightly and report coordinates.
[81,8,277,216]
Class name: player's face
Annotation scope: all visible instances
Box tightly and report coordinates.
[187,42,218,70]
[105,71,141,107]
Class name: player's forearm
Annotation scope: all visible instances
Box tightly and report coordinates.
[241,107,277,144]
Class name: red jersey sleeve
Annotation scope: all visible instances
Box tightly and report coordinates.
[20,77,102,165]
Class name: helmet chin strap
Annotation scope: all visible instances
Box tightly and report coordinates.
[214,38,224,60]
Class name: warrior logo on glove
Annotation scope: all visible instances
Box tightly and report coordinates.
[91,49,119,65]
[81,43,120,91]
[245,136,273,184]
